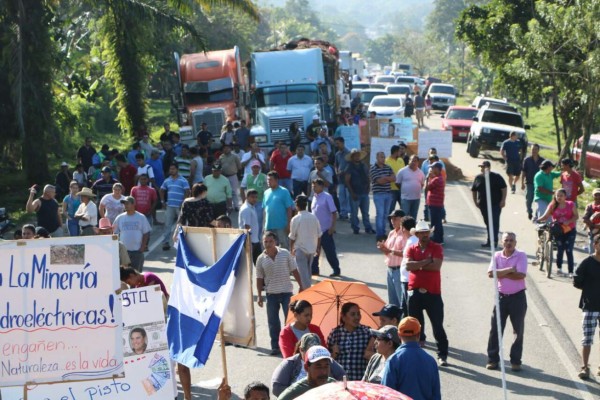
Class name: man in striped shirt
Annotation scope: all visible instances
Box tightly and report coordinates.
[370,151,396,240]
[256,231,305,356]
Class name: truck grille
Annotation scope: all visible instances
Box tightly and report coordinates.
[192,110,225,138]
[268,116,308,143]
[432,97,448,103]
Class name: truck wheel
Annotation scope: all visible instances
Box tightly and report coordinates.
[469,141,480,158]
[466,137,471,153]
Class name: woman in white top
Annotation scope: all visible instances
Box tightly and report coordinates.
[99,183,125,223]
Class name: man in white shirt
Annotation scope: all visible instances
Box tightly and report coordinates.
[287,145,314,198]
[289,195,322,289]
[135,152,155,187]
[239,189,261,263]
[241,143,266,177]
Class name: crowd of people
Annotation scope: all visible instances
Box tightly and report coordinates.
[9,109,600,398]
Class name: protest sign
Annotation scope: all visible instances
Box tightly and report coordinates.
[370,137,407,165]
[336,125,360,150]
[0,236,123,387]
[378,118,414,143]
[418,131,453,158]
[1,286,175,400]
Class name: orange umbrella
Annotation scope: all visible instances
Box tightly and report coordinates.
[286,279,386,339]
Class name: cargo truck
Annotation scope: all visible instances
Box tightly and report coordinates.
[247,40,339,148]
[172,47,247,146]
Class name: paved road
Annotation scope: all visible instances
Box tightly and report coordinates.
[144,112,600,399]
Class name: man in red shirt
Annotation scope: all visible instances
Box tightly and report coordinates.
[560,158,584,204]
[425,162,445,244]
[116,154,137,195]
[130,174,157,227]
[406,220,448,367]
[270,142,293,193]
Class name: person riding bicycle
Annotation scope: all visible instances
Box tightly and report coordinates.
[537,188,579,278]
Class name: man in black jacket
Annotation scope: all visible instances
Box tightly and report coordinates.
[574,234,600,379]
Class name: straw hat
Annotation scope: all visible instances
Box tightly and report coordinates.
[76,187,96,198]
[410,219,432,235]
[344,148,367,162]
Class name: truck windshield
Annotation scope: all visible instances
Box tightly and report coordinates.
[431,86,455,95]
[185,90,233,104]
[256,85,318,107]
[481,111,524,127]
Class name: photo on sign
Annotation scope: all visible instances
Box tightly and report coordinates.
[50,244,85,264]
[123,322,168,357]
[379,122,397,138]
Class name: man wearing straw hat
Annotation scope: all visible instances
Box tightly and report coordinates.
[486,231,528,372]
[344,148,375,235]
[405,220,449,367]
[73,187,97,236]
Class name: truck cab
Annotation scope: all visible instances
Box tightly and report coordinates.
[248,46,338,149]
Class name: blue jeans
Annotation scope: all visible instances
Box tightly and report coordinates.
[350,194,373,232]
[337,183,351,218]
[162,206,180,245]
[373,192,392,238]
[254,202,264,238]
[556,229,576,273]
[387,267,403,308]
[67,219,79,236]
[312,230,340,275]
[266,292,292,350]
[401,198,420,220]
[525,183,534,215]
[429,205,444,243]
[389,190,401,213]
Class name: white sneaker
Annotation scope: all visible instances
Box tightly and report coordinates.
[556,269,565,276]
[568,273,573,279]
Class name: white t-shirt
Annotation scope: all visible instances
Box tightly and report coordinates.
[191,156,204,183]
[396,167,425,200]
[100,194,125,223]
[137,164,155,183]
[401,235,420,282]
[240,152,266,176]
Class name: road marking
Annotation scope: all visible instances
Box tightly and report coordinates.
[456,182,594,399]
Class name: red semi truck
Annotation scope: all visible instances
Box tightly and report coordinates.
[172,46,248,145]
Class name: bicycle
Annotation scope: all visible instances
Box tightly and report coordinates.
[535,222,554,278]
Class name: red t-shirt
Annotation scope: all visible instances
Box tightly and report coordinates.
[560,170,582,202]
[406,240,444,294]
[119,164,138,195]
[130,185,157,215]
[270,150,292,179]
[426,176,445,207]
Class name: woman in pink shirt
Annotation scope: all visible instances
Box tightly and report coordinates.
[538,188,579,277]
[377,210,408,308]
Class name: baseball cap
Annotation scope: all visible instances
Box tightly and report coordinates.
[212,163,222,170]
[388,209,406,219]
[372,304,402,319]
[398,316,421,337]
[478,160,491,168]
[304,345,332,363]
[98,217,112,230]
[370,325,401,345]
[299,333,321,352]
[120,196,135,204]
[250,160,261,168]
[101,166,112,173]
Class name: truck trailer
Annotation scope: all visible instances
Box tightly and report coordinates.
[247,40,339,148]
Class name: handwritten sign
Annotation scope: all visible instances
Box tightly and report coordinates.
[418,131,453,158]
[1,286,174,399]
[370,137,407,165]
[0,237,123,386]
[336,125,360,151]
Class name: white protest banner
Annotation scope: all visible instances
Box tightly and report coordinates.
[418,130,453,158]
[0,236,123,387]
[1,286,175,400]
[336,125,360,151]
[378,118,414,143]
[370,137,406,165]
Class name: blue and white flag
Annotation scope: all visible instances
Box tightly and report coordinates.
[167,228,247,368]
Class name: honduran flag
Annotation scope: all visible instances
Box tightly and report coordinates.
[167,228,247,368]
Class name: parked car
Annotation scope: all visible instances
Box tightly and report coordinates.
[386,84,411,96]
[395,76,426,93]
[352,82,371,90]
[572,134,600,178]
[375,75,396,86]
[467,103,529,158]
[369,83,386,89]
[367,95,405,119]
[428,83,457,111]
[441,106,478,142]
[359,89,388,108]
[471,95,508,109]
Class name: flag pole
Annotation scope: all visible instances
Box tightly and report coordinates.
[211,228,229,384]
[484,167,508,399]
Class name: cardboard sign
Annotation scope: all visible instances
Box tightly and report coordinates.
[2,286,175,399]
[336,125,360,151]
[418,131,453,158]
[378,118,414,143]
[0,237,123,386]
